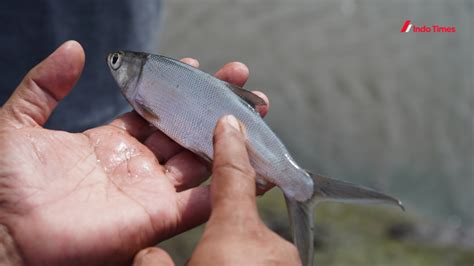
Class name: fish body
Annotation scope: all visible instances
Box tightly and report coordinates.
[109,51,313,201]
[108,51,403,266]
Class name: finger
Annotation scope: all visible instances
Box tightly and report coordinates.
[109,111,157,142]
[134,247,174,266]
[1,41,84,128]
[164,150,210,191]
[252,90,270,117]
[174,186,211,234]
[144,130,184,163]
[180,57,199,68]
[110,109,185,164]
[214,62,249,87]
[211,115,258,218]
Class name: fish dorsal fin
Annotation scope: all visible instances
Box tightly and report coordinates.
[225,82,266,111]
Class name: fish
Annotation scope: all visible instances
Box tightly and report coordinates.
[107,51,404,266]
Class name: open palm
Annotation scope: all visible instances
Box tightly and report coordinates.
[0,41,269,265]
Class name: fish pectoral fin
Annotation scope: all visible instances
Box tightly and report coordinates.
[225,82,267,112]
[310,173,405,210]
[134,97,162,123]
[285,197,314,266]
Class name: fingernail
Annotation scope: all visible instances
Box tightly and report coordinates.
[224,115,241,132]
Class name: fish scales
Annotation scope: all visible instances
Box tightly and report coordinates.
[135,54,314,201]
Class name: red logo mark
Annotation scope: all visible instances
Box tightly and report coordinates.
[400,20,412,32]
[400,20,456,33]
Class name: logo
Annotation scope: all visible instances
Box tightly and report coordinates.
[400,20,456,33]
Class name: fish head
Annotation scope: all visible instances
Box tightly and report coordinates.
[107,51,148,100]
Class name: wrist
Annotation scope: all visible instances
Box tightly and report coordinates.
[0,224,23,266]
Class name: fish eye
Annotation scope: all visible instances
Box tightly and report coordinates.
[110,52,122,70]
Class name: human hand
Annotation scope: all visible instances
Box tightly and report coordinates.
[133,115,301,266]
[0,41,269,265]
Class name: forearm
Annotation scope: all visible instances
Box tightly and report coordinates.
[0,224,22,266]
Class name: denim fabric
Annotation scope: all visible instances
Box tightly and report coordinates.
[0,0,163,131]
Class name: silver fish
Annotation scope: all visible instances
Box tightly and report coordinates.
[107,51,404,266]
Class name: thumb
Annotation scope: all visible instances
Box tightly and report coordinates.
[133,247,174,266]
[1,40,84,128]
[210,115,258,219]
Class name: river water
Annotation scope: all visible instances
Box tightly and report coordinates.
[159,0,473,226]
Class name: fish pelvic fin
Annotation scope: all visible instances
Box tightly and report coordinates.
[285,173,404,266]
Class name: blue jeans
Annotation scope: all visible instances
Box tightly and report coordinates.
[0,0,162,132]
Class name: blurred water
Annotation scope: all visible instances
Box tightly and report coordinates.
[158,0,473,225]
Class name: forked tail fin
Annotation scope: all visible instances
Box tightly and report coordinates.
[285,197,314,266]
[285,173,404,266]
